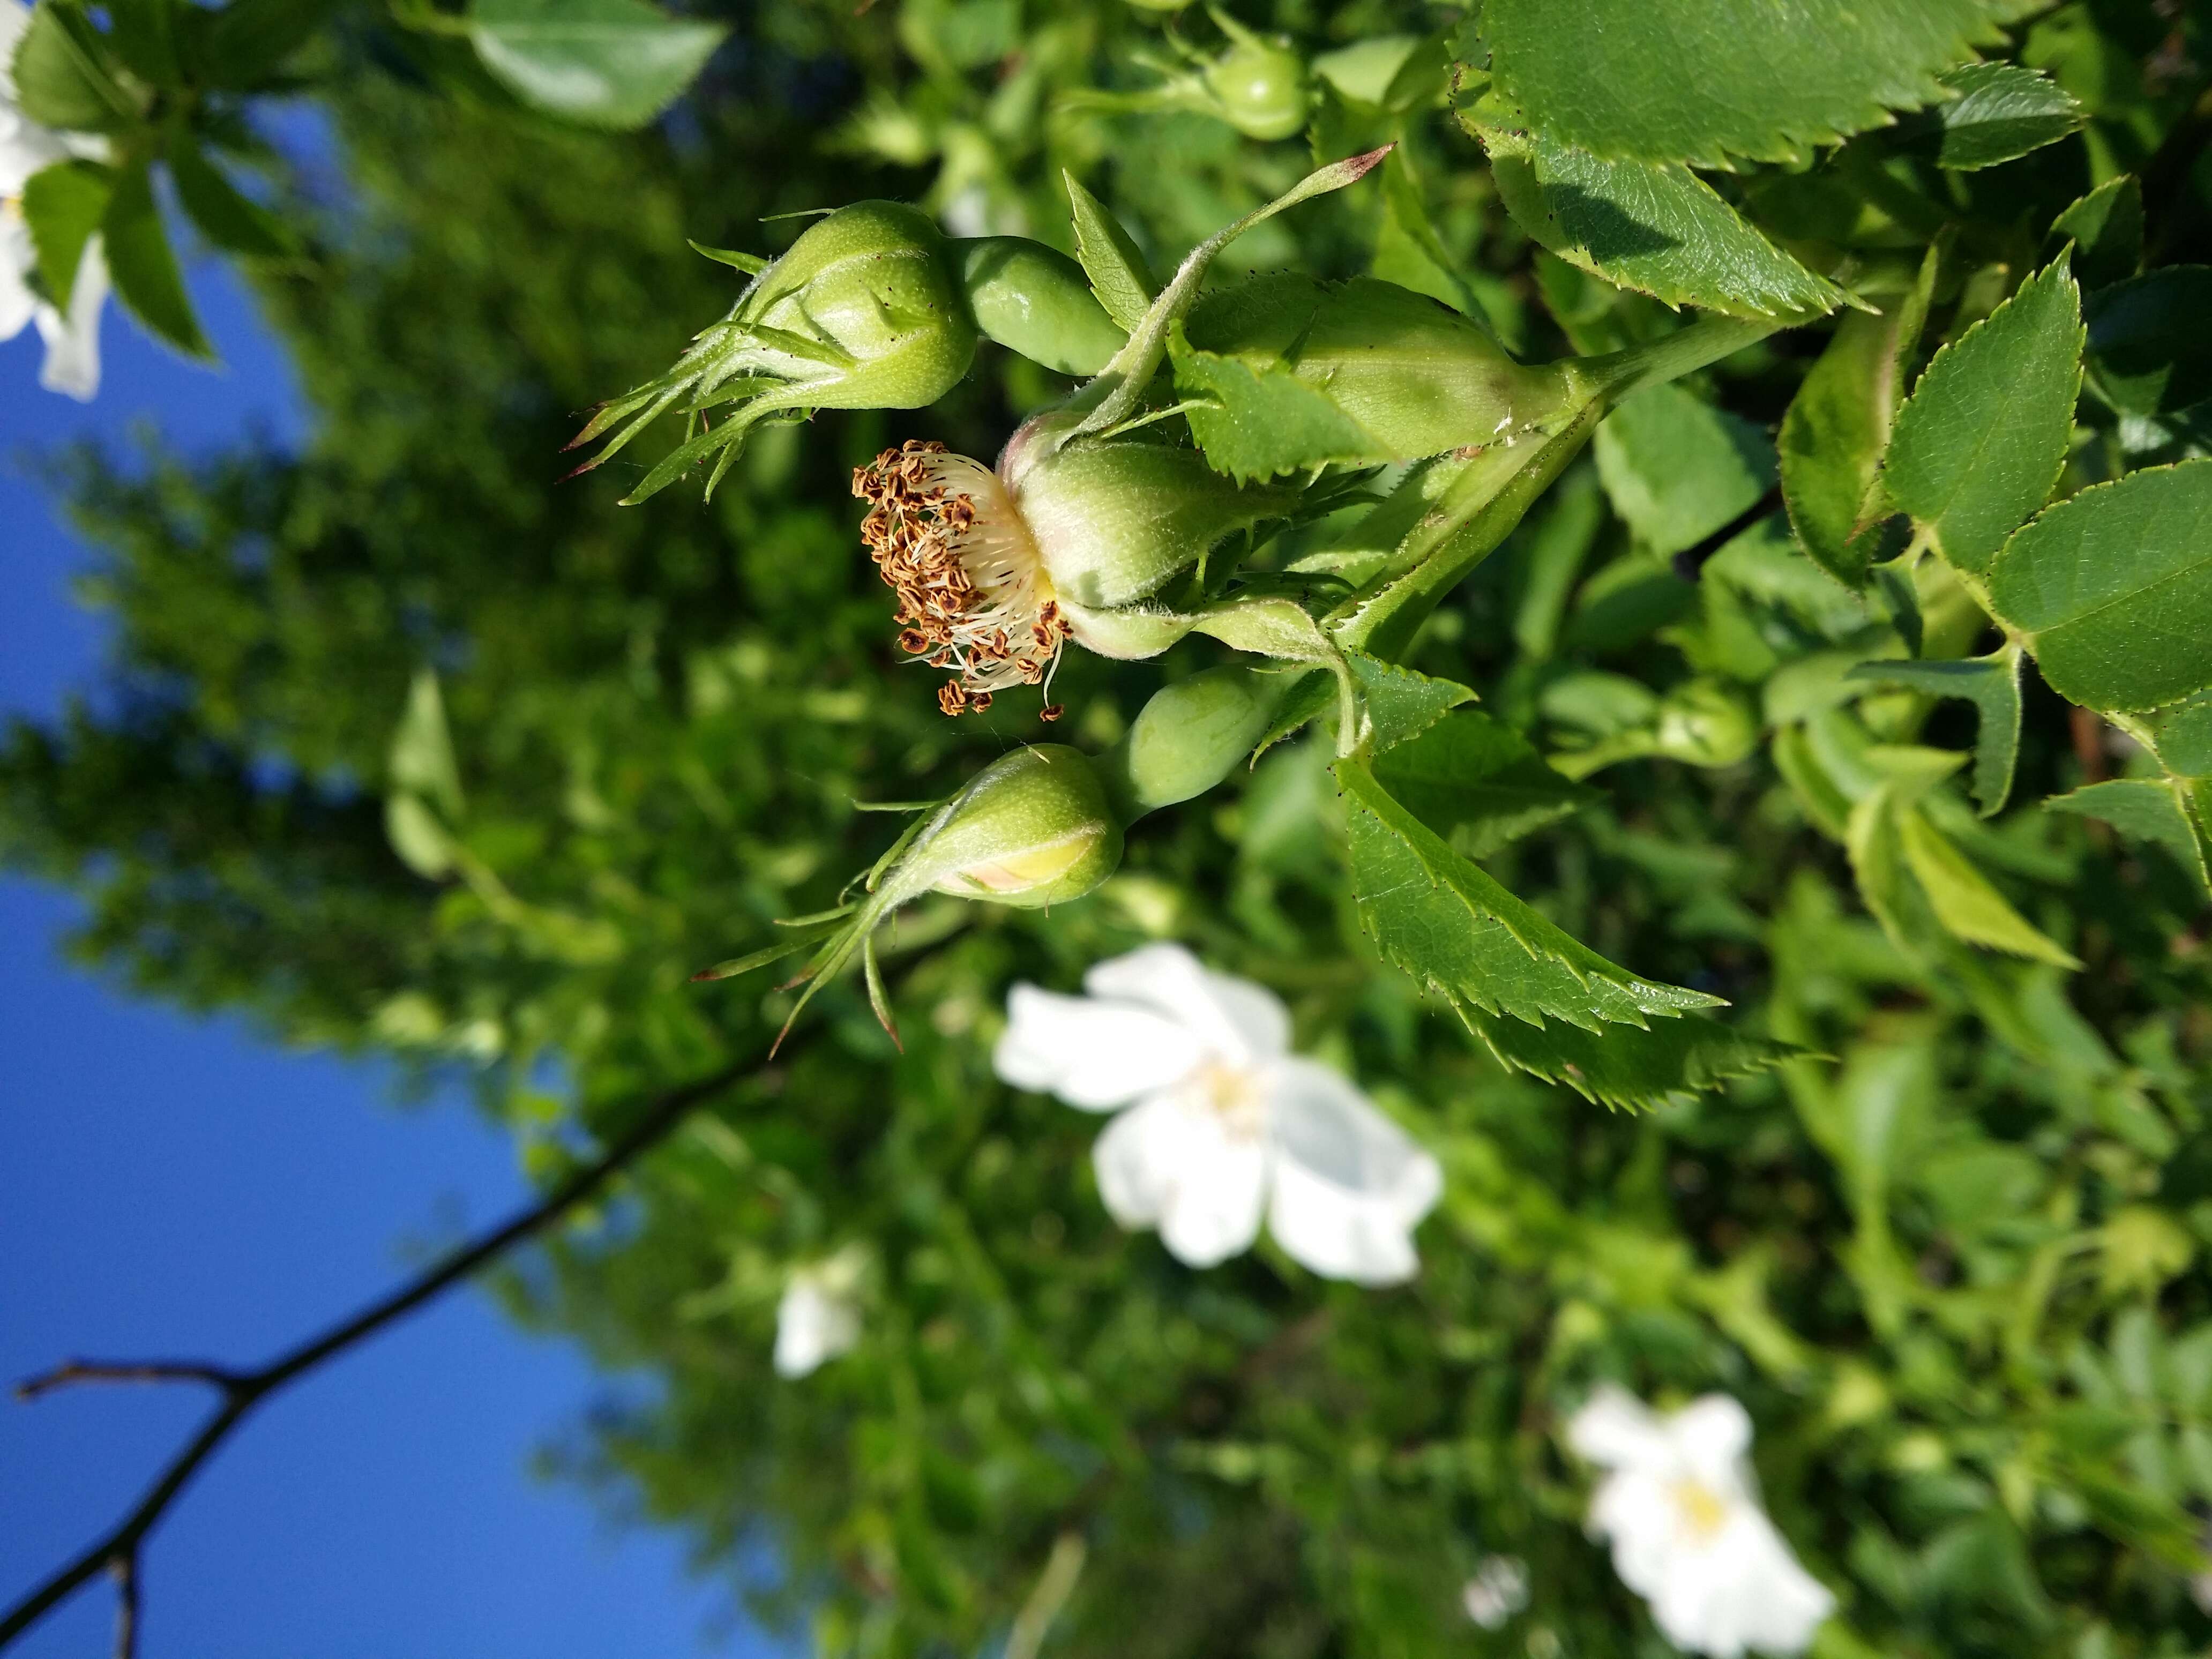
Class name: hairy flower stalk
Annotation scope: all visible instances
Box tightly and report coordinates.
[855,436,1295,716]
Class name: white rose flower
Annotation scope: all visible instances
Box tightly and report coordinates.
[1461,1554,1529,1630]
[993,943,1443,1284]
[1568,1386,1835,1658]
[3,0,112,400]
[773,1255,865,1379]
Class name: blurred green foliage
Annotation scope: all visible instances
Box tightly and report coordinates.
[9,1,2212,1655]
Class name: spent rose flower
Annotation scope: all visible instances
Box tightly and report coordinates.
[993,943,1441,1283]
[1568,1386,1834,1658]
[2,0,109,400]
[773,1255,865,1379]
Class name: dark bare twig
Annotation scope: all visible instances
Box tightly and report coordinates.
[15,1361,244,1402]
[0,1053,757,1655]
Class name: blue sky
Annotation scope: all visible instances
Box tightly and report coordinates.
[1,232,786,1654]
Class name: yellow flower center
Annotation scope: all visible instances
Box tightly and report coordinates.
[1670,1478,1730,1542]
[1197,1062,1268,1142]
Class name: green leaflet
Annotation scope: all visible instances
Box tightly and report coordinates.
[1169,323,1382,484]
[20,160,113,307]
[102,160,213,358]
[1895,805,2079,968]
[2046,780,2210,896]
[1593,382,1776,557]
[170,138,298,260]
[1474,125,1848,320]
[1481,0,1993,168]
[1778,247,1937,588]
[1987,460,2212,714]
[2146,691,2212,778]
[1462,1004,1801,1111]
[2046,176,2142,290]
[1885,258,2082,578]
[468,0,726,130]
[1339,756,1721,1034]
[1902,63,2084,171]
[10,2,138,130]
[388,667,466,820]
[1251,652,1473,761]
[2084,268,2212,419]
[1848,646,2023,816]
[1371,709,1599,859]
[1063,171,1155,335]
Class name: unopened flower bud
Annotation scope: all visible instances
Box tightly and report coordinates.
[953,237,1126,377]
[854,435,1295,716]
[904,745,1123,909]
[1178,274,1579,472]
[1103,665,1289,819]
[1202,25,1312,141]
[572,201,978,500]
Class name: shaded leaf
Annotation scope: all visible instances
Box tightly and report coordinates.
[104,0,182,87]
[187,0,331,87]
[170,138,297,259]
[2084,267,2212,418]
[101,159,212,358]
[469,0,726,131]
[1474,124,1847,320]
[1781,310,1909,588]
[1848,646,2022,815]
[1885,258,2081,577]
[1594,381,1775,557]
[2046,779,2210,895]
[1340,756,1721,1034]
[19,159,113,306]
[1987,460,2212,713]
[2046,175,2142,290]
[1463,1004,1802,1110]
[1372,709,1598,858]
[1903,62,2083,171]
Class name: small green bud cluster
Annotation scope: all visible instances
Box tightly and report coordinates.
[1067,7,1312,143]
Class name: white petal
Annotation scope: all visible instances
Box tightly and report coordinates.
[1668,1394,1754,1496]
[1090,1088,1266,1267]
[1647,1508,1834,1658]
[774,1278,861,1379]
[1262,1059,1439,1284]
[34,234,103,400]
[1083,943,1289,1066]
[1568,1384,1675,1473]
[993,983,1203,1109]
[0,213,34,342]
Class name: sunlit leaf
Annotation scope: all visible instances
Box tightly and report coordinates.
[469,0,726,130]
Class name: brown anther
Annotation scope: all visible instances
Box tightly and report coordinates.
[1040,704,1065,723]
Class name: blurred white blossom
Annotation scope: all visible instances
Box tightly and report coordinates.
[994,943,1441,1283]
[774,1253,865,1379]
[1568,1386,1833,1657]
[1461,1555,1529,1629]
[2,0,110,399]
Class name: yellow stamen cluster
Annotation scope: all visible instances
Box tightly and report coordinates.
[854,440,1071,719]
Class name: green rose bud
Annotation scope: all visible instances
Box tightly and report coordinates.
[1101,665,1290,820]
[953,237,1126,377]
[1202,24,1311,142]
[1178,274,1581,472]
[571,201,979,501]
[911,745,1123,908]
[854,435,1295,718]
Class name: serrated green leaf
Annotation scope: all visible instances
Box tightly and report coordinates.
[104,0,182,87]
[1170,321,1382,483]
[1462,1004,1802,1110]
[1372,709,1598,859]
[2084,268,2212,419]
[1897,804,2079,968]
[11,2,139,129]
[1885,258,2082,577]
[2047,779,2210,895]
[1340,756,1721,1034]
[1904,62,2083,171]
[1987,460,2212,714]
[2146,691,2212,778]
[1594,382,1776,557]
[1064,170,1154,335]
[1475,125,1847,321]
[1780,246,1938,588]
[101,159,213,358]
[2047,175,2142,290]
[468,0,725,130]
[1848,646,2022,816]
[1349,654,1475,752]
[170,138,296,259]
[20,159,113,307]
[1482,0,1993,168]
